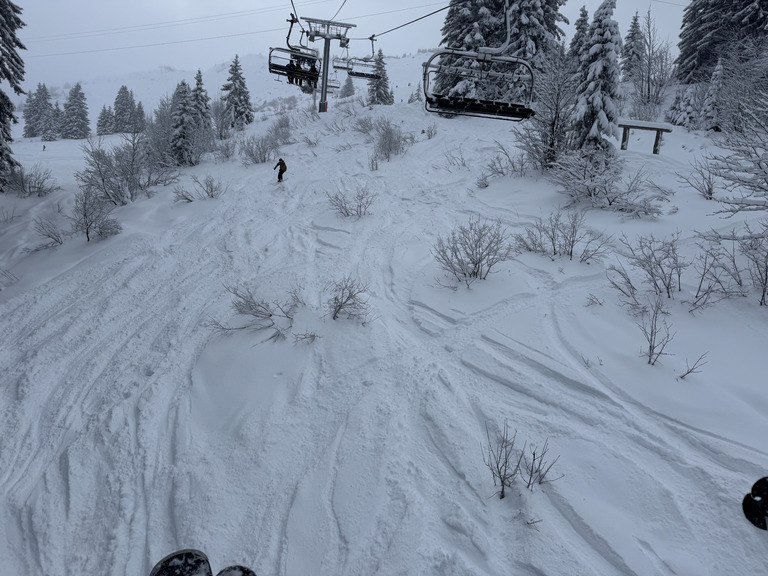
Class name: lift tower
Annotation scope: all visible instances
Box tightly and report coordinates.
[303,17,355,113]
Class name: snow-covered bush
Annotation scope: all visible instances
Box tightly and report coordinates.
[432,217,514,287]
[327,276,369,321]
[6,163,60,197]
[373,117,413,161]
[70,186,120,242]
[238,134,278,166]
[325,186,377,218]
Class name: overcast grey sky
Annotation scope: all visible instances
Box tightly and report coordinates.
[17,0,687,87]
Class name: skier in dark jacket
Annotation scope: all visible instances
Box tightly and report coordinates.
[274,158,287,182]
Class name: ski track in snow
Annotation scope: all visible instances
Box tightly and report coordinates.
[2,59,767,576]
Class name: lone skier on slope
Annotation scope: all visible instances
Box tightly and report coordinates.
[274,158,287,182]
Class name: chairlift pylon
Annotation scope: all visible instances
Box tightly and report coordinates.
[421,1,535,121]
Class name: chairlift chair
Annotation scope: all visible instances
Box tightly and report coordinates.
[422,49,534,121]
[268,13,320,89]
[420,0,535,121]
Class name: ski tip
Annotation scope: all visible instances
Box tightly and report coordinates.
[216,566,257,576]
[149,549,212,576]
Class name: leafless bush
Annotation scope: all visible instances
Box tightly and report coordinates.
[326,186,377,218]
[521,437,562,490]
[677,352,708,380]
[33,217,65,247]
[443,147,467,170]
[513,208,612,263]
[688,239,746,312]
[0,207,18,222]
[433,217,514,287]
[738,219,768,305]
[325,119,348,136]
[302,134,320,147]
[482,420,523,499]
[210,284,300,342]
[368,154,378,171]
[619,232,688,298]
[239,134,278,166]
[374,117,412,161]
[585,293,604,306]
[677,157,718,201]
[192,174,227,199]
[213,139,237,163]
[70,185,120,242]
[607,261,644,313]
[638,294,675,365]
[7,163,61,197]
[267,114,292,145]
[352,116,375,135]
[485,140,528,178]
[327,275,369,321]
[425,121,437,139]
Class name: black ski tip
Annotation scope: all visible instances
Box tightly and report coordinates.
[149,549,213,576]
[216,566,257,576]
[743,476,768,530]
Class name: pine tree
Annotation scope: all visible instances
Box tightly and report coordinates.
[61,83,90,139]
[40,100,60,142]
[97,105,115,135]
[338,74,355,99]
[621,12,643,83]
[22,83,53,138]
[113,85,137,133]
[22,89,36,138]
[702,58,724,132]
[134,101,146,133]
[433,0,506,96]
[508,0,568,71]
[170,80,195,166]
[191,69,213,149]
[367,49,393,105]
[574,0,622,150]
[567,5,589,62]
[221,55,254,131]
[0,0,26,189]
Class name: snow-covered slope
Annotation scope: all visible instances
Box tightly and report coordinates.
[1,54,766,576]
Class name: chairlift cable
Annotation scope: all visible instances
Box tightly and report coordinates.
[289,0,308,31]
[330,0,349,22]
[348,4,450,41]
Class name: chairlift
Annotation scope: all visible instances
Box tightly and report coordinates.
[268,13,320,89]
[332,36,381,81]
[421,1,535,121]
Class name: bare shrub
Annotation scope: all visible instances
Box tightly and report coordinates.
[302,134,320,147]
[677,352,708,380]
[192,174,227,199]
[482,420,522,499]
[607,261,644,313]
[70,186,120,242]
[521,437,562,490]
[239,134,278,166]
[327,276,369,321]
[425,121,437,139]
[513,208,612,263]
[326,186,377,218]
[443,147,467,170]
[738,219,768,305]
[619,232,688,298]
[210,284,299,342]
[267,114,292,145]
[485,140,529,179]
[213,139,237,163]
[433,217,514,287]
[374,117,412,161]
[7,163,61,197]
[677,157,718,201]
[352,116,375,135]
[33,217,65,248]
[688,239,746,312]
[638,294,675,365]
[368,154,378,171]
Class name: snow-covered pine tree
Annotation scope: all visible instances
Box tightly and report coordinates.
[367,49,393,105]
[134,101,146,133]
[567,5,589,62]
[702,57,723,132]
[621,12,642,83]
[61,83,90,139]
[191,69,214,150]
[97,105,115,136]
[338,74,355,99]
[170,80,195,166]
[22,83,52,139]
[40,101,60,142]
[433,0,506,97]
[113,85,137,133]
[221,55,254,131]
[0,0,25,190]
[508,0,567,72]
[574,0,622,150]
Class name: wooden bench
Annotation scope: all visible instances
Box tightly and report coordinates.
[617,119,673,155]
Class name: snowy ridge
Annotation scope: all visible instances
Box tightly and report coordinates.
[1,54,767,576]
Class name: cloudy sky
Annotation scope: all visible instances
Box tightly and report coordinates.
[17,0,687,87]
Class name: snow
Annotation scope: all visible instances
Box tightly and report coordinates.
[2,53,767,576]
